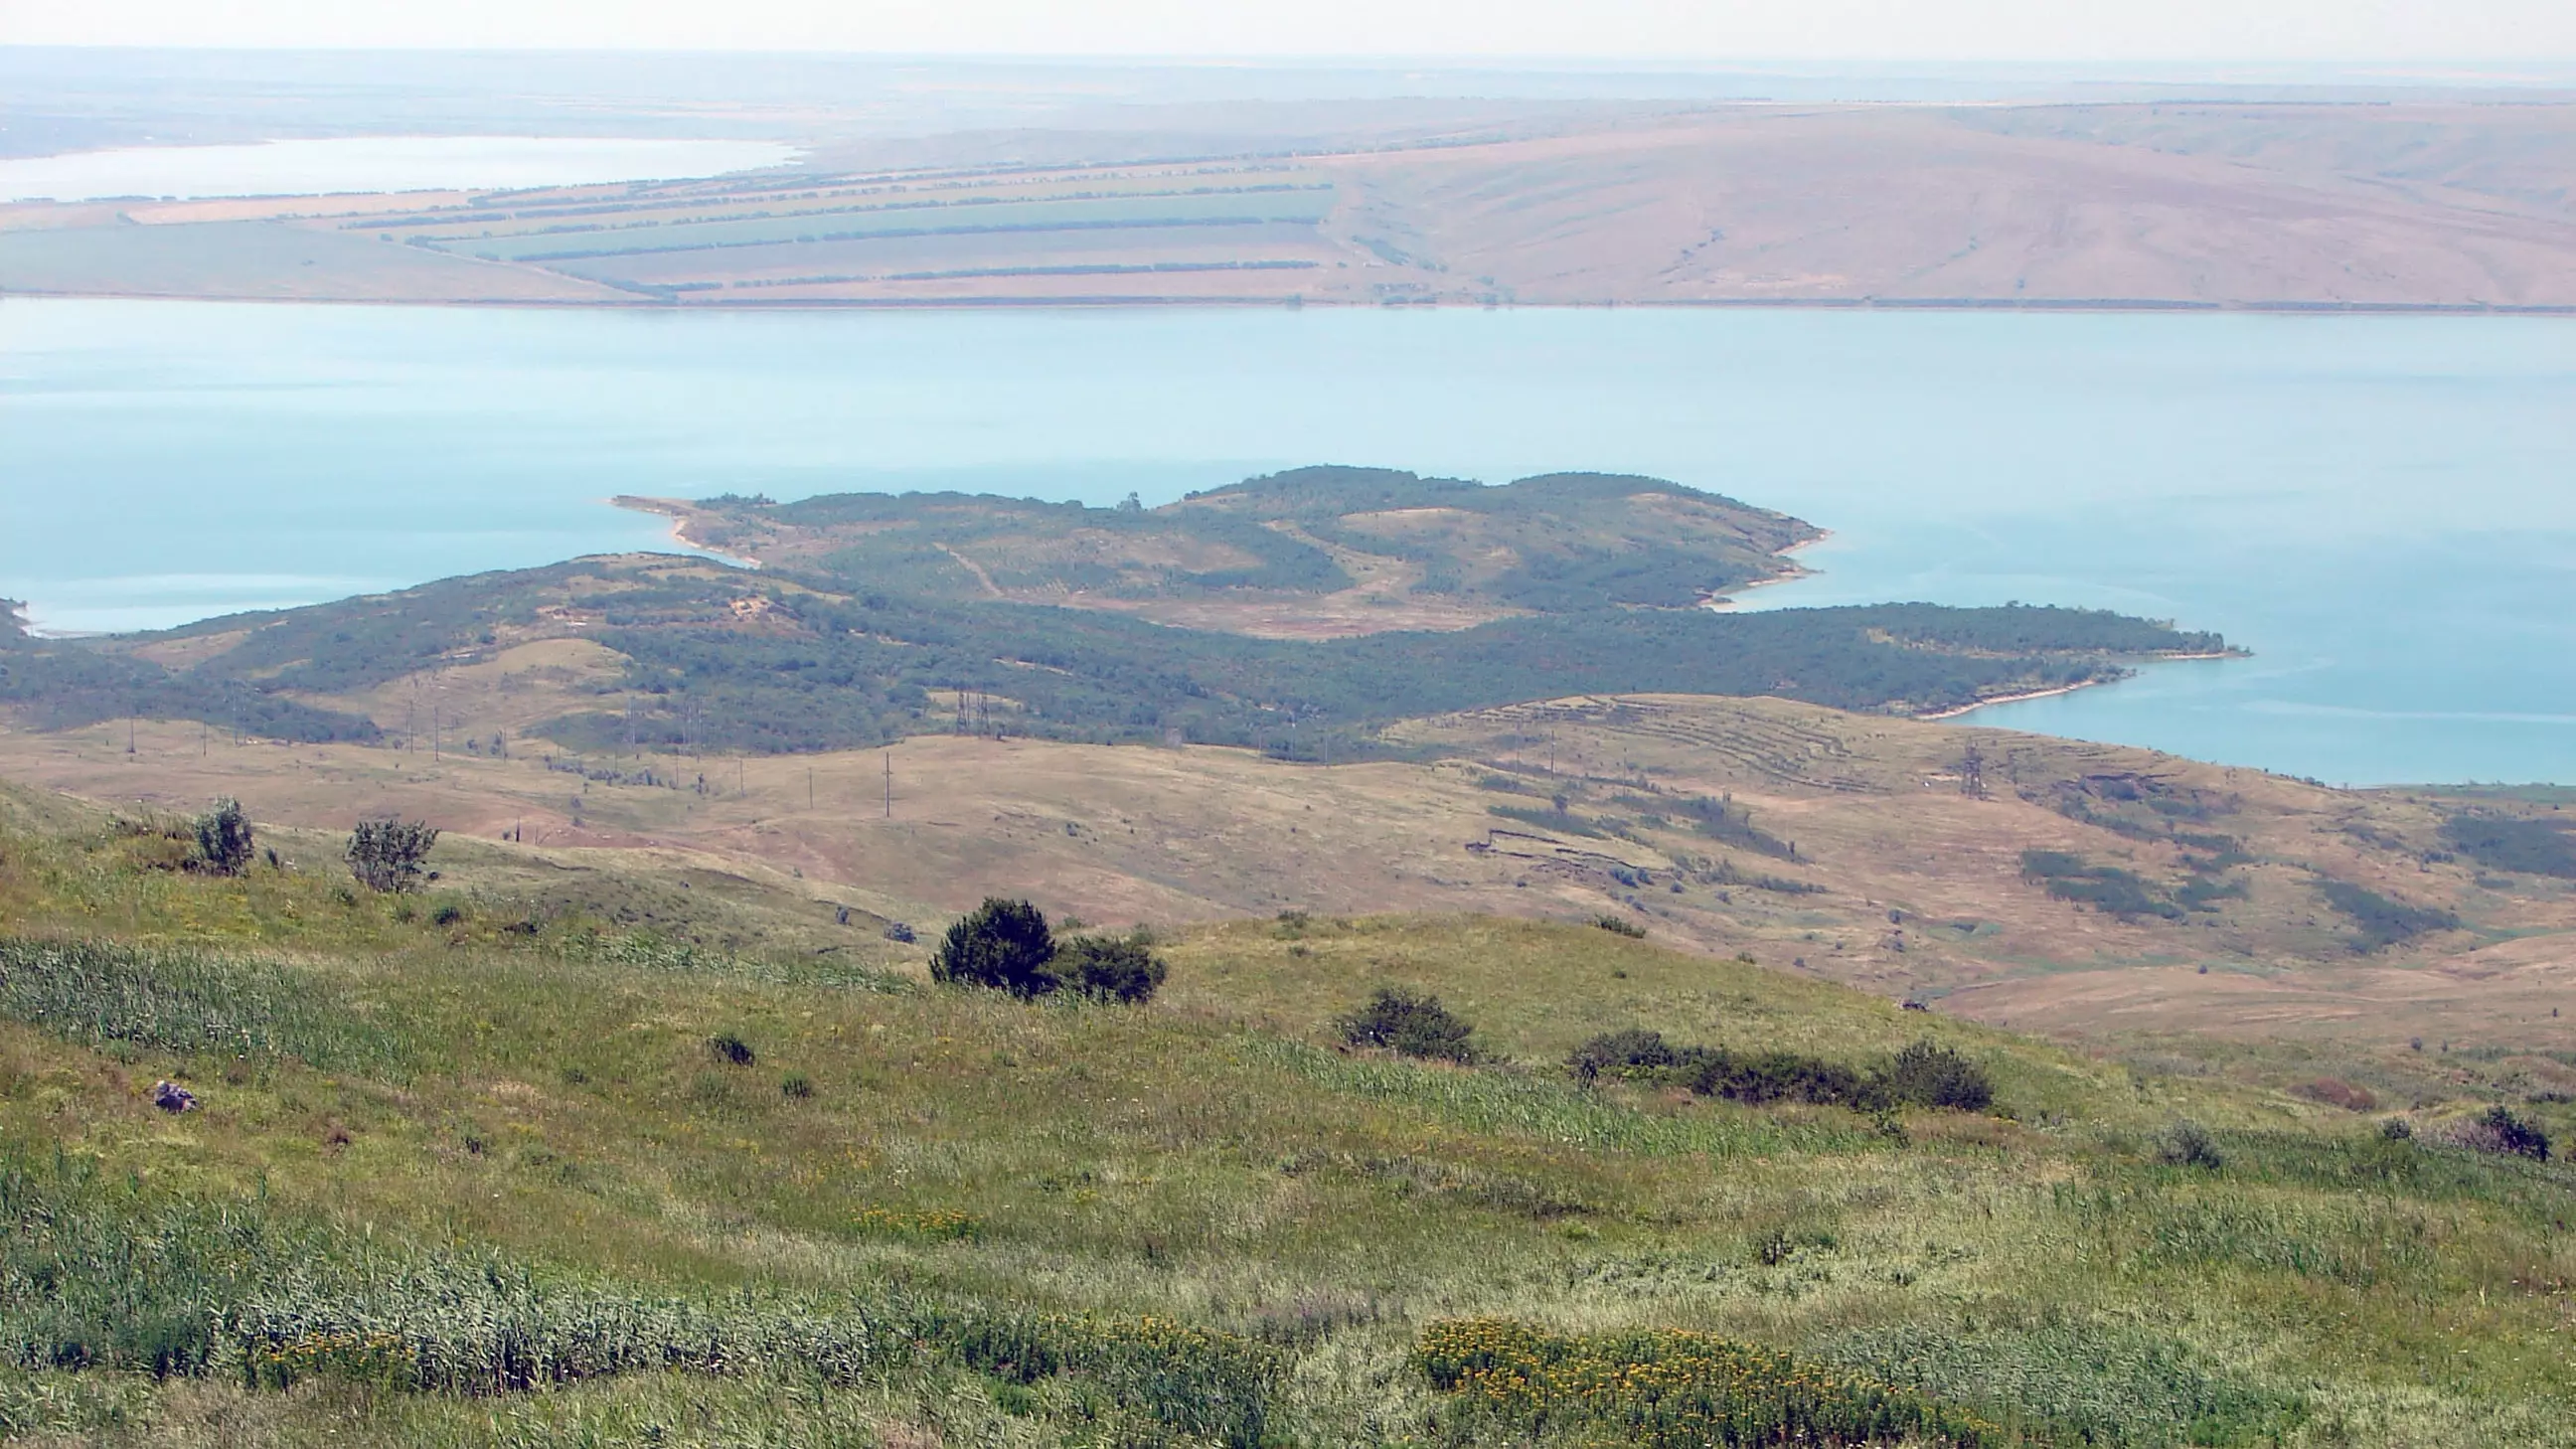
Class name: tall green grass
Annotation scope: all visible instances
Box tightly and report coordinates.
[1239,1034,1880,1158]
[0,1152,1283,1444]
[0,938,402,1075]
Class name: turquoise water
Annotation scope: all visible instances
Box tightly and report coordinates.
[3,298,2570,785]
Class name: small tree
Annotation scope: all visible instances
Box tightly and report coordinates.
[347,817,439,893]
[1337,987,1480,1063]
[192,798,255,877]
[932,897,1059,997]
[1059,933,1169,1004]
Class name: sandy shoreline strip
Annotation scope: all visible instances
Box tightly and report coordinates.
[611,496,764,569]
[1919,650,2244,722]
[1701,529,1833,611]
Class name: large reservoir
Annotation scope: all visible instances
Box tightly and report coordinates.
[4,298,2570,785]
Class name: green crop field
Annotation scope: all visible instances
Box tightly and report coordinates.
[0,779,2570,1447]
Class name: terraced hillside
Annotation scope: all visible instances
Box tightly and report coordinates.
[0,784,2570,1446]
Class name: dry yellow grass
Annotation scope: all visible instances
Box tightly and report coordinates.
[7,689,2567,1051]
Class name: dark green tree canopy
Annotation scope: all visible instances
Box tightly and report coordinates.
[347,818,439,894]
[1336,987,1480,1063]
[192,798,254,878]
[933,897,1060,998]
[1059,934,1168,1004]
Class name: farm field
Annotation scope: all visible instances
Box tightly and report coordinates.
[8,100,2576,309]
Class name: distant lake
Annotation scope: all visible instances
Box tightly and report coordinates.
[0,136,801,203]
[2,299,2570,786]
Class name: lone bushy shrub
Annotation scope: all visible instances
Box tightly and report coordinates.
[1338,987,1480,1063]
[707,1033,754,1066]
[191,799,254,877]
[2158,1119,2225,1169]
[2455,1104,2550,1161]
[1567,1028,1683,1081]
[931,897,1058,997]
[1057,933,1169,1004]
[1880,1041,1995,1112]
[346,818,438,894]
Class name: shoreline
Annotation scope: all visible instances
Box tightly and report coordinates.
[1918,649,2246,722]
[1918,681,2099,722]
[610,496,764,570]
[1701,529,1832,612]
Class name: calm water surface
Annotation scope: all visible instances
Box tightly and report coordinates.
[0,136,800,203]
[3,299,2570,785]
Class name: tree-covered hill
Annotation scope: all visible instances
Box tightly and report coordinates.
[640,464,1823,618]
[17,552,2226,758]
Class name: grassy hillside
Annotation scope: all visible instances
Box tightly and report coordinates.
[0,786,2570,1446]
[12,686,2567,1055]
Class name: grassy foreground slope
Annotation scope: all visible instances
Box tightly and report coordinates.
[1,786,2571,1446]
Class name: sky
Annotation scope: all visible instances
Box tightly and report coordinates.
[4,0,2573,65]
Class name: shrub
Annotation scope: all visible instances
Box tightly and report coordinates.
[707,1033,754,1066]
[1057,933,1168,1004]
[2454,1105,2550,1161]
[779,1072,813,1099]
[1337,987,1480,1063]
[1590,913,1646,938]
[1879,1041,1994,1111]
[1568,1028,1682,1082]
[1567,1031,1992,1113]
[190,799,254,877]
[2158,1120,2225,1169]
[346,818,438,894]
[2379,1117,2414,1141]
[931,897,1058,997]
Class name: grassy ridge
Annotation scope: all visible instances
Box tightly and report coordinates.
[0,794,2570,1445]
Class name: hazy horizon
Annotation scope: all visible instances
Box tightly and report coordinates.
[5,0,2573,66]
